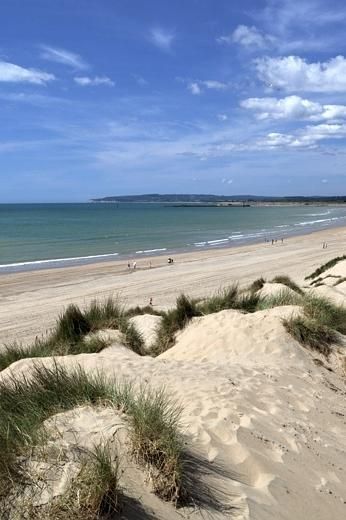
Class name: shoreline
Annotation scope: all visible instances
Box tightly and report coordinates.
[1,216,346,275]
[0,224,345,345]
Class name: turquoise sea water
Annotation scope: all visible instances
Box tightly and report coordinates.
[1,203,346,273]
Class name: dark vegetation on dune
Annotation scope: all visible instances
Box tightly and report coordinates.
[0,298,163,371]
[0,362,184,513]
[1,269,345,368]
[305,255,346,281]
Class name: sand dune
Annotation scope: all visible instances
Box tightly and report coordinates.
[2,303,346,518]
[1,230,346,519]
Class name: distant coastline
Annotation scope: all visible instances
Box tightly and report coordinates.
[91,193,346,206]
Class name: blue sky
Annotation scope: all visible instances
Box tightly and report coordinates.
[1,0,346,201]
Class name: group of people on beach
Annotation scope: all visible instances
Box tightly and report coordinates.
[127,257,174,270]
[265,238,284,245]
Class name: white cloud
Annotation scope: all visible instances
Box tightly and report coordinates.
[74,76,114,87]
[40,45,88,70]
[202,80,227,90]
[241,95,346,122]
[133,74,148,86]
[256,123,346,150]
[218,25,275,49]
[0,61,55,84]
[217,114,228,121]
[187,79,228,95]
[188,82,201,95]
[256,55,346,92]
[150,28,175,51]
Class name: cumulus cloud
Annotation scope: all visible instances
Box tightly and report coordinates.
[257,123,346,150]
[74,76,114,87]
[150,28,175,51]
[218,25,275,49]
[256,55,346,92]
[0,61,55,84]
[187,79,228,95]
[188,82,201,95]
[241,95,346,122]
[40,45,88,70]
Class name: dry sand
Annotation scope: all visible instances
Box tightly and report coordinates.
[1,225,346,345]
[0,226,346,519]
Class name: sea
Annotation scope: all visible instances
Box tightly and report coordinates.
[1,203,346,274]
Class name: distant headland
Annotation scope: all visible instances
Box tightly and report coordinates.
[91,194,346,206]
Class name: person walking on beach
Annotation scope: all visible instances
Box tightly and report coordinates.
[127,261,131,269]
[133,261,137,269]
[149,297,153,306]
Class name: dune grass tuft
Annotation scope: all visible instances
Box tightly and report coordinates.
[248,277,266,293]
[125,305,164,318]
[119,320,145,355]
[302,294,346,335]
[0,297,142,373]
[24,442,121,520]
[0,362,184,505]
[198,285,239,314]
[53,304,91,344]
[282,293,346,355]
[271,275,304,295]
[305,255,346,281]
[153,295,201,355]
[129,386,183,502]
[334,276,346,286]
[83,297,124,330]
[283,316,336,357]
[256,289,303,310]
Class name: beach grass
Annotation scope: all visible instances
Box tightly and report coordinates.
[305,255,346,281]
[0,362,184,505]
[25,442,121,519]
[282,293,346,355]
[119,319,145,355]
[0,297,151,372]
[256,289,303,310]
[248,277,266,293]
[302,294,346,335]
[153,295,201,355]
[283,316,337,356]
[271,275,304,295]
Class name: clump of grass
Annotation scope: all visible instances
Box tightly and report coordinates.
[83,297,124,330]
[310,276,324,286]
[271,275,304,295]
[0,362,184,505]
[305,255,346,280]
[119,320,145,355]
[125,305,163,318]
[129,387,183,502]
[334,277,346,286]
[199,285,261,314]
[53,304,91,344]
[237,292,261,313]
[256,289,303,310]
[24,442,121,520]
[199,285,239,314]
[248,277,266,293]
[0,341,52,372]
[283,316,336,356]
[0,298,136,373]
[153,295,201,355]
[302,294,346,335]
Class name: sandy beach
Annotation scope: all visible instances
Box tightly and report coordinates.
[1,225,345,345]
[1,225,346,519]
